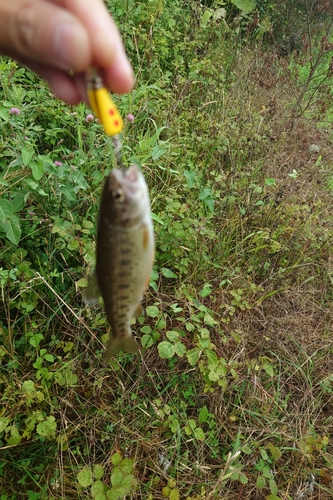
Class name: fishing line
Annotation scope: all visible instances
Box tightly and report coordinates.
[86,69,126,171]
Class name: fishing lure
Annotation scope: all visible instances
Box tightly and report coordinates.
[86,70,125,169]
[87,71,123,136]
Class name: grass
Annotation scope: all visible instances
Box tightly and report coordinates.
[1,1,333,499]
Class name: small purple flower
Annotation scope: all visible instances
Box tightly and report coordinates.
[10,107,20,115]
[126,113,135,122]
[54,161,63,167]
[85,114,94,123]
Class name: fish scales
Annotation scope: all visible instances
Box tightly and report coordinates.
[84,165,154,359]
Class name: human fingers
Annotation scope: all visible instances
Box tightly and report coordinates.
[26,60,87,104]
[0,0,91,72]
[49,0,134,93]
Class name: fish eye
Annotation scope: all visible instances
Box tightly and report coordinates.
[112,188,125,202]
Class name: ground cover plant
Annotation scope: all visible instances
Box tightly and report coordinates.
[1,0,333,498]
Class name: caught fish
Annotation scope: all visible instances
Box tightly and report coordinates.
[84,165,154,359]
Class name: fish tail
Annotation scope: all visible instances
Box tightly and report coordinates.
[104,333,139,360]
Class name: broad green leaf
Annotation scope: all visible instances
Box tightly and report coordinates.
[193,427,205,441]
[30,160,45,181]
[29,333,43,348]
[93,464,104,480]
[263,363,274,377]
[266,496,283,500]
[260,448,270,461]
[265,177,276,186]
[198,406,209,424]
[232,0,256,13]
[242,444,253,455]
[166,330,179,342]
[141,333,155,349]
[0,199,13,221]
[6,425,22,445]
[0,417,10,432]
[206,349,218,364]
[42,354,54,363]
[111,470,124,487]
[175,341,186,358]
[187,419,197,431]
[204,197,214,212]
[22,147,35,166]
[186,348,201,365]
[162,486,171,497]
[151,145,167,160]
[169,489,180,500]
[68,240,79,251]
[200,284,212,297]
[262,466,272,479]
[107,485,128,500]
[21,380,35,393]
[36,415,56,437]
[0,106,8,121]
[184,169,196,188]
[116,458,134,476]
[269,478,279,495]
[158,341,176,359]
[24,177,38,190]
[11,194,25,213]
[94,493,107,500]
[256,475,266,489]
[198,337,210,349]
[91,480,106,499]
[204,312,217,326]
[200,9,213,27]
[0,215,21,245]
[111,453,122,466]
[54,368,78,387]
[161,267,177,279]
[151,212,164,225]
[76,277,88,288]
[199,188,212,200]
[140,326,152,334]
[146,305,159,317]
[77,467,93,488]
[0,176,9,186]
[60,185,76,201]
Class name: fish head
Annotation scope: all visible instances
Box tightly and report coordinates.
[102,165,149,226]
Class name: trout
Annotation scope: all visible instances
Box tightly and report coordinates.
[84,165,154,359]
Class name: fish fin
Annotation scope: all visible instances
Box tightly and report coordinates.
[143,224,150,250]
[83,271,100,305]
[134,303,144,317]
[104,333,139,360]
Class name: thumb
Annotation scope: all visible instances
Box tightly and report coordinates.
[0,0,91,72]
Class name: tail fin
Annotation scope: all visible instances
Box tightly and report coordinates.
[104,333,139,360]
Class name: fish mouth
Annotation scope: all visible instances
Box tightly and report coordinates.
[111,165,139,189]
[125,165,139,183]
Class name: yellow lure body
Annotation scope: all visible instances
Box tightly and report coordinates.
[87,75,123,136]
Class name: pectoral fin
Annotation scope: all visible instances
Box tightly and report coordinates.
[83,271,100,305]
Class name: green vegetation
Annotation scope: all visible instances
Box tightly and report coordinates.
[1,0,333,498]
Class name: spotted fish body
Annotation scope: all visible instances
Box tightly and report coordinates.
[84,166,154,359]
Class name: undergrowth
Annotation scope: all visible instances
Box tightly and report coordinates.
[1,1,333,499]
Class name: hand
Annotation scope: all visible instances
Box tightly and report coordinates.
[0,0,134,104]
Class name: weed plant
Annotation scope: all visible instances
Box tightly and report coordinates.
[1,1,333,499]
